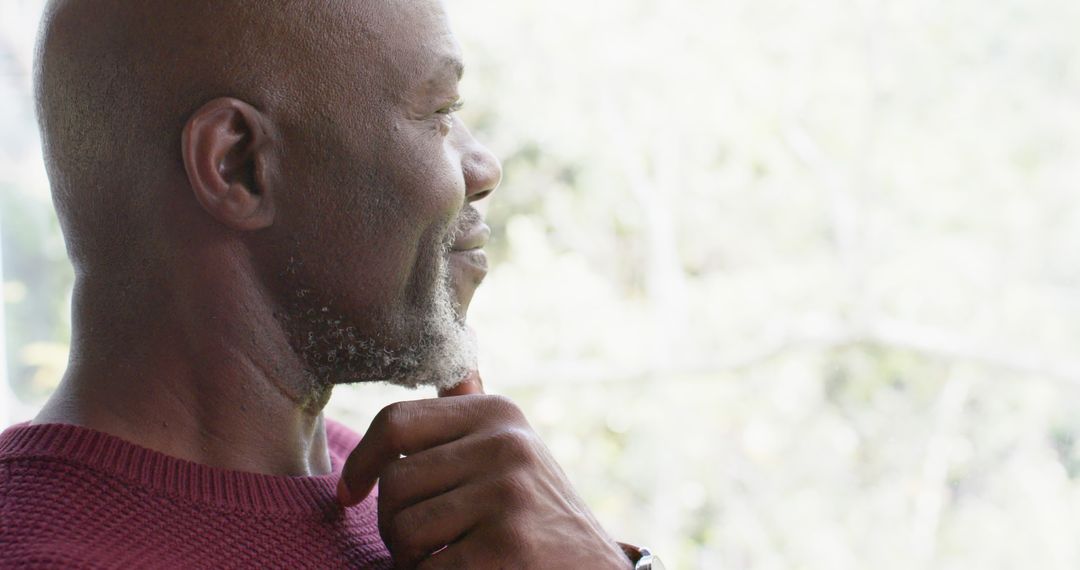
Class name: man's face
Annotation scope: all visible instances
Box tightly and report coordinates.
[260,0,501,389]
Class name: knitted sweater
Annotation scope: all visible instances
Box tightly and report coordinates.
[0,419,392,569]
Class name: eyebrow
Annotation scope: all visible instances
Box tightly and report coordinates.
[417,55,464,95]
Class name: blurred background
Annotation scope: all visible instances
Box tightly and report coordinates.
[4,0,1080,568]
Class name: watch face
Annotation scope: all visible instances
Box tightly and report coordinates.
[639,554,667,570]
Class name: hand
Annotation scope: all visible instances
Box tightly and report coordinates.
[337,372,631,569]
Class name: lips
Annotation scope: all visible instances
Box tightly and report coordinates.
[449,245,489,311]
[450,248,488,269]
[449,223,490,285]
[451,223,491,252]
[448,208,490,300]
[450,220,489,274]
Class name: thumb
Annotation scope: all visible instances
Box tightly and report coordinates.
[438,368,484,397]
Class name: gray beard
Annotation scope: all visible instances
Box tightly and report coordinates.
[280,246,476,392]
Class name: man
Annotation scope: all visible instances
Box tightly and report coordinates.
[0,0,656,568]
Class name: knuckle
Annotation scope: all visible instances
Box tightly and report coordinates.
[378,402,407,430]
[484,394,525,422]
[489,427,539,467]
[376,402,410,448]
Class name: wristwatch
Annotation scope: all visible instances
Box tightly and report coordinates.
[618,542,667,570]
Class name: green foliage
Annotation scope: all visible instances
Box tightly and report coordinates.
[4,0,1080,567]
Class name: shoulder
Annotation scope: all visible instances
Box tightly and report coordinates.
[1,459,106,568]
[1,455,135,561]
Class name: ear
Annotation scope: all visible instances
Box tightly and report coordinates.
[181,97,276,231]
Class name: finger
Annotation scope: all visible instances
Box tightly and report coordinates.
[381,482,487,569]
[416,526,504,570]
[339,395,520,507]
[437,369,484,398]
[377,436,477,518]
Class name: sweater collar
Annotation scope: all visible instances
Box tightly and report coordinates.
[0,419,362,515]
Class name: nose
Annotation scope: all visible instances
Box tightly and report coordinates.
[459,128,502,203]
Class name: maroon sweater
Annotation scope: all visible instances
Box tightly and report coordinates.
[0,419,392,569]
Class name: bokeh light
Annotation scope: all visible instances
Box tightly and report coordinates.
[3,0,1080,568]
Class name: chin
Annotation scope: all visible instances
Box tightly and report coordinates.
[282,223,477,389]
[325,319,475,391]
[288,283,475,391]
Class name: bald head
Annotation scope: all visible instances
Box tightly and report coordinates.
[37,0,501,391]
[35,0,378,268]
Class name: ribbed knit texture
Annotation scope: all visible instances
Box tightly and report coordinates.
[0,419,392,569]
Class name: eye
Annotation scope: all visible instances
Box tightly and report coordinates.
[433,99,463,135]
[437,99,465,115]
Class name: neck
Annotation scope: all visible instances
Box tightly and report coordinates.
[34,245,334,477]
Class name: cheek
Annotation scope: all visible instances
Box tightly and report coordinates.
[274,118,465,315]
[376,128,467,258]
[383,143,466,293]
[352,174,462,307]
[388,125,467,218]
